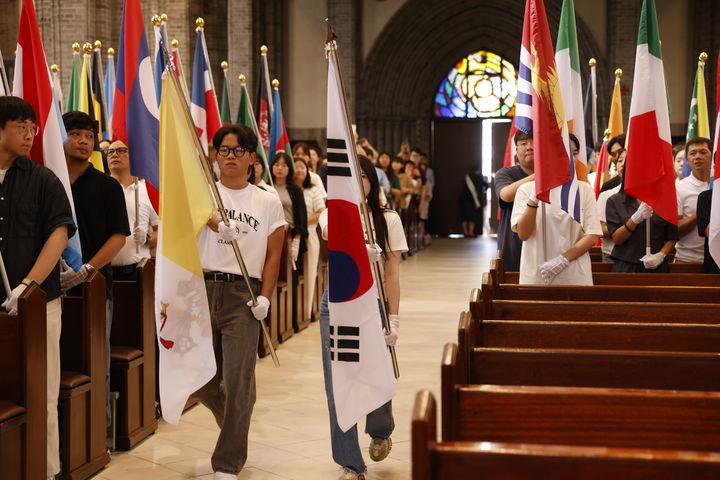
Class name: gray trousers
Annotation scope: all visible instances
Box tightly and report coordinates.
[193,278,260,475]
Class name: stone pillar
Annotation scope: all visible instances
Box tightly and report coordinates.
[606,0,641,129]
[227,0,253,110]
[327,0,361,120]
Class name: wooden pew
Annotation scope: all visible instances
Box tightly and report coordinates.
[59,272,111,480]
[0,284,47,480]
[412,390,720,480]
[501,270,720,286]
[277,232,294,343]
[110,258,158,449]
[593,262,701,273]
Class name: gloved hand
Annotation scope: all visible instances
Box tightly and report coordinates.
[60,260,91,292]
[631,202,653,224]
[366,243,383,263]
[385,314,400,346]
[2,283,28,315]
[218,219,240,242]
[247,295,270,320]
[539,254,570,284]
[133,225,148,245]
[291,238,300,263]
[640,252,666,269]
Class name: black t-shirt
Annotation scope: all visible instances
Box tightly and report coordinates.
[0,157,75,304]
[696,189,720,273]
[71,163,130,297]
[600,175,622,193]
[493,165,529,271]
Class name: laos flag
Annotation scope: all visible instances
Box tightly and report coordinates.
[112,0,159,211]
[326,48,395,433]
[190,27,222,156]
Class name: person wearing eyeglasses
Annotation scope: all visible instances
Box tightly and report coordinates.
[108,139,158,280]
[675,137,712,263]
[195,124,286,480]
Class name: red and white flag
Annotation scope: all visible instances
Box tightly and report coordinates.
[190,26,221,155]
[708,52,720,266]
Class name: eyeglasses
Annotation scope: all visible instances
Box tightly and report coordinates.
[217,146,250,158]
[13,124,37,136]
[107,147,129,156]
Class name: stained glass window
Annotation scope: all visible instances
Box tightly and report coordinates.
[434,50,517,118]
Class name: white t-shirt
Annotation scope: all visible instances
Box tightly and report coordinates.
[511,181,602,285]
[112,179,159,266]
[198,182,286,279]
[596,184,621,255]
[303,184,326,227]
[675,174,709,262]
[318,208,408,255]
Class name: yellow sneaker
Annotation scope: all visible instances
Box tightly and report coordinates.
[369,437,392,462]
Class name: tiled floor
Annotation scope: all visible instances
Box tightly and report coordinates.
[95,237,496,479]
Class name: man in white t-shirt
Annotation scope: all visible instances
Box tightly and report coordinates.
[675,137,711,262]
[511,180,601,285]
[108,140,159,279]
[194,125,286,479]
[596,149,626,262]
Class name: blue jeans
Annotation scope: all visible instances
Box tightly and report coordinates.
[319,290,394,474]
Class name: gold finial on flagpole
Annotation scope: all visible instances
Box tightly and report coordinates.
[260,45,268,54]
[221,61,228,70]
[72,42,81,53]
[272,78,279,89]
[94,40,102,50]
[588,58,597,67]
[603,129,612,140]
[108,47,115,56]
[699,52,708,63]
[160,13,168,23]
[51,64,59,73]
[196,17,205,28]
[83,42,93,54]
[171,39,179,48]
[239,74,247,83]
[151,15,161,27]
[614,68,623,78]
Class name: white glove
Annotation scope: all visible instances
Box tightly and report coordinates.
[247,295,270,321]
[640,252,666,269]
[366,243,383,263]
[60,261,91,292]
[631,202,653,224]
[218,219,240,242]
[539,254,570,284]
[2,283,28,315]
[133,225,148,245]
[385,314,400,346]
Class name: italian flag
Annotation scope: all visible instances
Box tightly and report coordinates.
[623,0,677,224]
[555,0,588,181]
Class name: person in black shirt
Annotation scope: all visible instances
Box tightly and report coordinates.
[0,96,75,479]
[599,135,626,193]
[61,111,129,437]
[696,189,720,273]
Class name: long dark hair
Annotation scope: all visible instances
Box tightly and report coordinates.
[270,152,295,184]
[358,155,390,255]
[294,156,313,189]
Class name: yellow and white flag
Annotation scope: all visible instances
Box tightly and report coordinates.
[155,72,215,424]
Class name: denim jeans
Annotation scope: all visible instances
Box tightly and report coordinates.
[319,290,394,475]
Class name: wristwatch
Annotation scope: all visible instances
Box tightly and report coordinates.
[83,263,96,273]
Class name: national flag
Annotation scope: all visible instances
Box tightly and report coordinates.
[220,61,231,125]
[91,43,110,141]
[13,0,82,265]
[112,0,160,211]
[66,43,82,112]
[516,0,581,222]
[190,27,222,155]
[583,59,597,150]
[104,47,115,120]
[623,0,676,224]
[236,74,270,182]
[684,55,710,177]
[269,81,294,172]
[326,40,395,433]
[170,39,191,102]
[254,46,273,156]
[153,14,168,106]
[503,117,518,168]
[608,70,624,138]
[555,0,588,182]
[709,51,720,267]
[155,71,215,424]
[50,64,63,111]
[78,45,105,172]
[593,134,610,197]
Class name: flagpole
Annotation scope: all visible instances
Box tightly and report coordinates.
[160,40,280,368]
[589,58,598,148]
[0,47,12,94]
[239,74,273,187]
[134,176,140,254]
[325,19,399,379]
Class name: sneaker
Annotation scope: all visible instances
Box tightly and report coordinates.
[338,467,366,480]
[213,472,237,479]
[369,437,392,462]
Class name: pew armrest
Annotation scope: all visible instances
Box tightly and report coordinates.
[411,390,436,480]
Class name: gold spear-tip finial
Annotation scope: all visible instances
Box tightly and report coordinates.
[171,39,179,48]
[588,58,597,67]
[108,47,115,56]
[196,17,205,28]
[151,15,161,27]
[700,52,708,63]
[94,40,102,50]
[239,74,247,83]
[614,68,623,78]
[272,78,279,88]
[83,42,93,54]
[160,13,168,23]
[51,64,59,73]
[221,61,228,70]
[260,45,268,54]
[604,128,612,139]
[72,42,81,52]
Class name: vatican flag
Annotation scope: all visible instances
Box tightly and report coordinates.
[155,71,216,424]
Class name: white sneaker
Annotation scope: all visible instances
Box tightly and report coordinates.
[369,437,392,462]
[338,467,366,480]
[214,472,237,479]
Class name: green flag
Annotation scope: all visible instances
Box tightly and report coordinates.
[236,79,270,182]
[220,68,231,125]
[66,48,81,112]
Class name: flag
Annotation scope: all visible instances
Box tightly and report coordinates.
[78,47,105,172]
[236,76,270,182]
[269,82,294,171]
[623,0,676,224]
[112,0,160,211]
[66,45,81,112]
[503,118,518,168]
[684,57,710,177]
[516,0,581,222]
[50,64,63,112]
[220,63,231,125]
[171,39,190,102]
[326,42,395,433]
[104,48,115,121]
[709,51,720,267]
[92,44,110,141]
[155,71,215,425]
[254,47,273,156]
[593,137,609,197]
[153,15,168,106]
[608,72,624,138]
[583,60,597,150]
[190,27,221,155]
[0,47,9,96]
[555,0,588,182]
[13,0,82,265]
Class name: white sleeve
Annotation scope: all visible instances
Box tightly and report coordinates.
[510,182,532,232]
[318,208,328,240]
[313,187,326,214]
[384,210,408,253]
[596,190,610,223]
[676,181,686,217]
[580,182,603,236]
[267,194,288,234]
[310,172,327,199]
